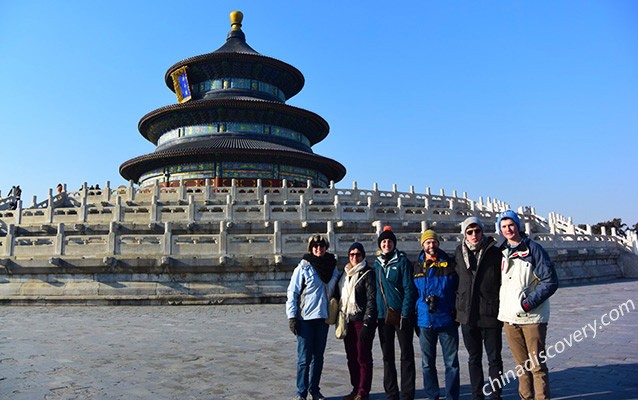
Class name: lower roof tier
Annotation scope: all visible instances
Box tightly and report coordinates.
[120,137,346,187]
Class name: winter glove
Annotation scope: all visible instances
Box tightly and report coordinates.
[521,299,532,312]
[399,316,409,331]
[359,323,372,341]
[414,324,420,337]
[289,318,297,335]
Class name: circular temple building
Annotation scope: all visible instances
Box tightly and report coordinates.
[119,11,345,189]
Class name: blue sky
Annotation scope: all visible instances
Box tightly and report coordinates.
[1,1,636,226]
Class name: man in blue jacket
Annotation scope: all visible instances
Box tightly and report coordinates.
[497,210,558,400]
[375,226,416,400]
[414,229,460,400]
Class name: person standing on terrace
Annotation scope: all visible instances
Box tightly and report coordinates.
[286,234,340,400]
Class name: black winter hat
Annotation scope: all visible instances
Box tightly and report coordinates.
[377,226,397,248]
[348,242,366,258]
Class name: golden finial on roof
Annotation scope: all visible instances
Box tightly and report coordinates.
[230,11,243,31]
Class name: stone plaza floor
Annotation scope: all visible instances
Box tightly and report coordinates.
[1,279,637,399]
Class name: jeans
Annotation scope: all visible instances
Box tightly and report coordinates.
[344,320,375,397]
[378,318,415,400]
[418,324,460,400]
[504,323,549,400]
[461,325,503,399]
[296,318,329,398]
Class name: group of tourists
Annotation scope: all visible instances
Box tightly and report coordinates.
[286,210,559,400]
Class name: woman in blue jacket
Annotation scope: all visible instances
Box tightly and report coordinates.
[286,234,340,400]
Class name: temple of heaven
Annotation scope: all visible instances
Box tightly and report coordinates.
[0,10,635,305]
[119,11,346,189]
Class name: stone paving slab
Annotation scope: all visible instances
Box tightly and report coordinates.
[1,279,637,399]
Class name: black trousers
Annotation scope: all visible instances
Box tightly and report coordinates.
[461,324,504,400]
[378,318,415,400]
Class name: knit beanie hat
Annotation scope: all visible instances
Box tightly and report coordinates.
[420,229,439,245]
[348,242,366,258]
[377,226,397,248]
[461,217,484,234]
[497,210,521,235]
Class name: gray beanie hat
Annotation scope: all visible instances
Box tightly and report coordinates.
[461,217,484,234]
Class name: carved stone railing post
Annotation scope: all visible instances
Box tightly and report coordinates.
[15,200,22,225]
[188,195,196,223]
[255,178,263,200]
[55,223,65,256]
[281,179,288,202]
[164,222,172,255]
[115,196,123,222]
[47,188,54,223]
[299,194,307,221]
[104,180,111,202]
[334,195,342,220]
[150,193,158,223]
[371,219,381,234]
[219,221,228,256]
[80,192,88,222]
[175,178,183,200]
[204,178,212,201]
[231,178,238,198]
[263,194,271,221]
[3,224,15,256]
[567,220,576,234]
[326,221,335,254]
[273,220,282,256]
[225,195,233,220]
[128,180,135,202]
[108,221,118,255]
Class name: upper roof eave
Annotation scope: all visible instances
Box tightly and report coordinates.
[138,98,330,146]
[164,52,305,99]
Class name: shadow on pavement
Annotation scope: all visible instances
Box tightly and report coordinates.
[331,363,638,399]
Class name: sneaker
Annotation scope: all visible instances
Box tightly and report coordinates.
[293,396,306,400]
[311,393,326,400]
[343,392,357,400]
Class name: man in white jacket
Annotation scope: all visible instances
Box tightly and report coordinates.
[496,210,558,400]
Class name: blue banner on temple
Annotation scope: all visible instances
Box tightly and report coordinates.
[178,73,191,99]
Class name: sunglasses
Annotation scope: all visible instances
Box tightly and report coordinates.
[349,252,363,258]
[311,243,326,248]
[466,228,482,236]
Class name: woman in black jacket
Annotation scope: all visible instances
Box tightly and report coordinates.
[455,217,504,400]
[338,242,377,400]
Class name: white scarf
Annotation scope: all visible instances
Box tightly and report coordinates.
[339,260,366,317]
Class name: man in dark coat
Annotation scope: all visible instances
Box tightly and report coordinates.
[455,217,503,399]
